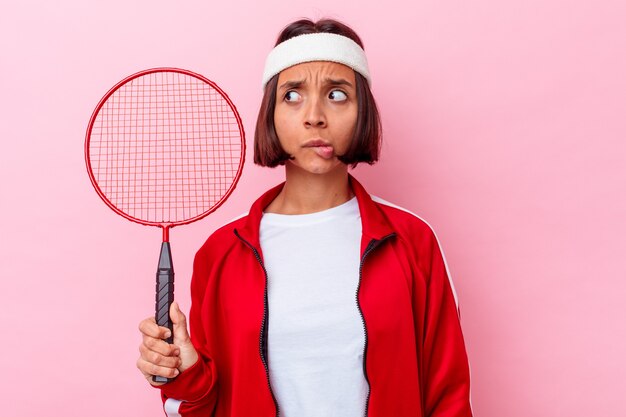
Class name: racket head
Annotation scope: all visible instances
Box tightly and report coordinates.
[85,67,245,230]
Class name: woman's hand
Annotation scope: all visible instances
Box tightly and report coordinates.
[137,302,199,386]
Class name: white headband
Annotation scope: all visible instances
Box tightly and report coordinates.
[261,32,371,90]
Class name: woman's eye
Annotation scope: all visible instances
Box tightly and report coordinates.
[329,90,348,101]
[284,91,301,102]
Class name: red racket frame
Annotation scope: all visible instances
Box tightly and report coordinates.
[84,67,246,242]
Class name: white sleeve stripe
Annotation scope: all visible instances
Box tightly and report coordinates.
[164,398,183,417]
[370,195,460,311]
[210,211,249,233]
[228,211,249,223]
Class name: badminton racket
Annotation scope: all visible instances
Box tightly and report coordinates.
[85,68,245,383]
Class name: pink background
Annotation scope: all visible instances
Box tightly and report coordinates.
[2,0,625,415]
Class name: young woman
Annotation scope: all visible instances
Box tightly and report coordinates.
[137,18,473,417]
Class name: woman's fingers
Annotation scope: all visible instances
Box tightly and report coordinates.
[141,332,180,357]
[136,357,180,385]
[138,317,171,340]
[137,307,199,384]
[139,343,182,369]
[139,316,180,356]
[137,315,184,386]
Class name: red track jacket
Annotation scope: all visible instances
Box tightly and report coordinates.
[158,175,473,417]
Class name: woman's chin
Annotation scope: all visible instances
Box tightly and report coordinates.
[287,159,346,176]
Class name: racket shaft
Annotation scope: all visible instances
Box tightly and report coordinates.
[154,241,175,383]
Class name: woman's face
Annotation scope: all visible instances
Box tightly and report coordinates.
[274,61,358,176]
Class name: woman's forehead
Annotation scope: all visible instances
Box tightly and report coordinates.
[277,61,355,84]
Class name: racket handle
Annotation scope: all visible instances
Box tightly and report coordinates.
[153,241,175,384]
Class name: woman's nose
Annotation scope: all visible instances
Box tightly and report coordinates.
[304,97,326,128]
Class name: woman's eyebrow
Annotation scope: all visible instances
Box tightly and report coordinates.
[323,78,354,87]
[278,80,305,91]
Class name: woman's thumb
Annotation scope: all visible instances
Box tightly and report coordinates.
[170,302,190,342]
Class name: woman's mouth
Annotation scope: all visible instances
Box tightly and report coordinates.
[303,139,334,159]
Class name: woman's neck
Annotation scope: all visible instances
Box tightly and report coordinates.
[264,164,353,215]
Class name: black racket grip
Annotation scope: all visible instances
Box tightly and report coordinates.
[153,241,175,384]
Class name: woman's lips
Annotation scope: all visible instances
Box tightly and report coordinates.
[312,145,334,159]
[303,139,334,159]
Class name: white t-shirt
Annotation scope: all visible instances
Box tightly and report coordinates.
[259,196,367,417]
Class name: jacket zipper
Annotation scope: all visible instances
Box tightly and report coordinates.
[234,229,280,417]
[357,233,396,417]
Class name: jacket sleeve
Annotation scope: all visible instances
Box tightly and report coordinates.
[418,228,473,417]
[155,248,219,416]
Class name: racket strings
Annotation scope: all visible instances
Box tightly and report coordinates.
[89,71,242,224]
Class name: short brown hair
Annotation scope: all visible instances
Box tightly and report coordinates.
[254,19,382,168]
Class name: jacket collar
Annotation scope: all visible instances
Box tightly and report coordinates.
[235,174,395,249]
